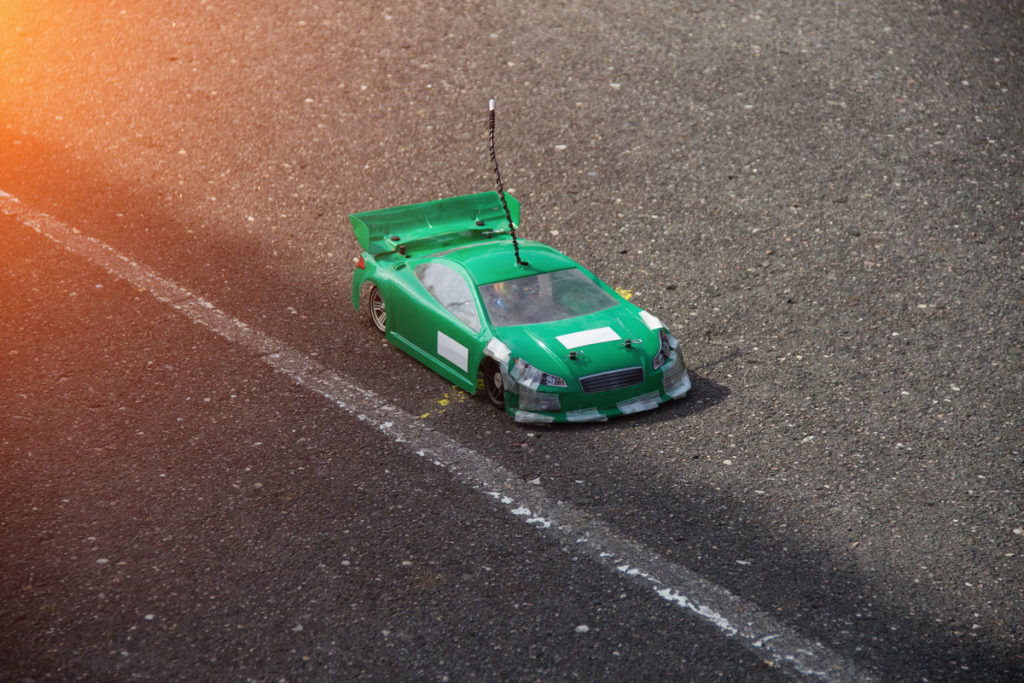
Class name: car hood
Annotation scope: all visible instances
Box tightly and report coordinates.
[494,304,662,380]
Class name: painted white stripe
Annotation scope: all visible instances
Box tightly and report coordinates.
[556,326,621,349]
[0,190,873,682]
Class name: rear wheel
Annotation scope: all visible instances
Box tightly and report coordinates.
[365,284,386,333]
[482,359,506,408]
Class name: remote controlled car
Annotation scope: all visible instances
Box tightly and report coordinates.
[349,191,690,423]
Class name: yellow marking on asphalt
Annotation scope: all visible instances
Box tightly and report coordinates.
[419,386,470,419]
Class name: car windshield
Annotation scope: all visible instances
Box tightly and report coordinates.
[478,268,617,327]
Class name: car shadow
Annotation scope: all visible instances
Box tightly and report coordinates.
[490,370,729,432]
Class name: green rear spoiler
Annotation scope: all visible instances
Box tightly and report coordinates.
[349,191,520,256]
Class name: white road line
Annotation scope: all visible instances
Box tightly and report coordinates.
[1,190,875,682]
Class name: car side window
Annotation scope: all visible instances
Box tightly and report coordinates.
[415,262,481,332]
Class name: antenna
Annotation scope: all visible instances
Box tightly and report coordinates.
[488,98,527,267]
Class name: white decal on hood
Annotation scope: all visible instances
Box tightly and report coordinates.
[556,327,621,349]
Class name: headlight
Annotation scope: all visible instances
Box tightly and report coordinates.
[511,358,568,390]
[652,329,673,370]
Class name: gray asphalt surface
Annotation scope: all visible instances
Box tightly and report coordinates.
[2,1,1022,680]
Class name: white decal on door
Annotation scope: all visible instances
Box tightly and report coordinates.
[437,331,469,372]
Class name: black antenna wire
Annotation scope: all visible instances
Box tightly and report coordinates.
[488,98,527,267]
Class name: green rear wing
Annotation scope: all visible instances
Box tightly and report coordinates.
[349,191,520,256]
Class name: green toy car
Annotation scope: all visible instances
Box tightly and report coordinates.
[350,191,690,423]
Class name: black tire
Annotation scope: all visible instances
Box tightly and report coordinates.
[482,359,506,408]
[365,284,386,333]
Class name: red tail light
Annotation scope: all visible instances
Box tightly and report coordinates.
[355,255,365,269]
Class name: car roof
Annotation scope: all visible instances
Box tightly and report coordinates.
[431,237,579,285]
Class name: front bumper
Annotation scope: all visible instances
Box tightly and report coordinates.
[505,353,691,424]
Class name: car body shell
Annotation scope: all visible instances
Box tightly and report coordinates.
[350,192,690,423]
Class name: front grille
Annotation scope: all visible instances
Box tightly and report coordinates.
[579,366,644,393]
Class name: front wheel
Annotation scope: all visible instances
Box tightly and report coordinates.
[364,284,386,333]
[482,359,506,408]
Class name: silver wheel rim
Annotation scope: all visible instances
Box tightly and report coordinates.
[486,368,504,405]
[370,289,386,332]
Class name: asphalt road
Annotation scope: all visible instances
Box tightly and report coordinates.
[2,1,1022,680]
